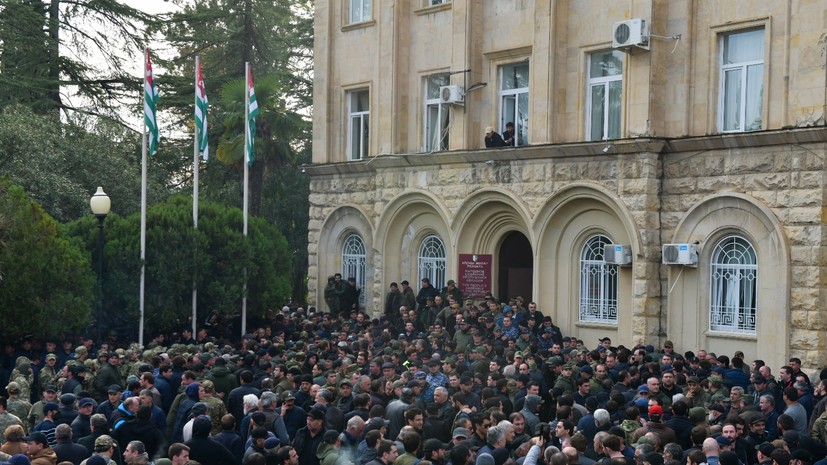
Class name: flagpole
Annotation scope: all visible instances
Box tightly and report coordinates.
[192,55,200,337]
[242,62,250,338]
[139,48,149,348]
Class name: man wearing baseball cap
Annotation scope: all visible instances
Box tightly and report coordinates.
[32,402,59,447]
[633,404,676,446]
[24,431,57,465]
[293,408,327,465]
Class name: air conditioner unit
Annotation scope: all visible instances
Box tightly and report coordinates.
[662,244,699,267]
[439,85,464,104]
[603,244,632,266]
[612,18,649,50]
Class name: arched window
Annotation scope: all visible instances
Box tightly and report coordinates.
[709,236,757,334]
[342,234,366,307]
[418,235,446,291]
[579,235,618,323]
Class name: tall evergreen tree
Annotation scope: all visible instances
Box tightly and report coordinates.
[0,0,154,118]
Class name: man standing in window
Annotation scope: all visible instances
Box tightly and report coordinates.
[502,122,515,146]
[484,127,506,148]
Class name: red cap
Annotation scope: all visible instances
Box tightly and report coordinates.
[649,405,664,416]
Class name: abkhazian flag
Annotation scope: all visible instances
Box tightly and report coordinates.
[144,49,160,156]
[195,60,209,160]
[246,70,259,166]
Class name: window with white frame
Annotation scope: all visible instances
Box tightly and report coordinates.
[342,234,367,307]
[348,90,369,160]
[424,74,450,151]
[349,0,371,24]
[586,50,623,141]
[427,0,447,5]
[418,235,446,291]
[719,28,764,132]
[579,235,618,323]
[500,62,529,146]
[709,235,757,334]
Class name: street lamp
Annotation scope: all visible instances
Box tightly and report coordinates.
[90,187,111,344]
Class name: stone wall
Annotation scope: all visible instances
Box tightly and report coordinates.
[307,130,827,367]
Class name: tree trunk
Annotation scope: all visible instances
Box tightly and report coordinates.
[47,0,62,110]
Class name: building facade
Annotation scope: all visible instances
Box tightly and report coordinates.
[307,0,827,370]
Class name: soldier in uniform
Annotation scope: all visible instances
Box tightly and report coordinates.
[5,383,31,433]
[39,354,59,391]
[12,362,33,403]
[324,276,340,315]
[83,359,99,396]
[0,396,23,442]
[198,380,227,436]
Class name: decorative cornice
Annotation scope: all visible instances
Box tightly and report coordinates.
[304,127,827,177]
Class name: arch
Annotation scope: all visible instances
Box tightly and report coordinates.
[375,190,452,297]
[453,188,534,252]
[533,183,642,257]
[452,189,533,301]
[316,205,375,313]
[666,193,789,370]
[533,183,643,344]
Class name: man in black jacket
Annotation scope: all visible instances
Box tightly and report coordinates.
[293,408,327,465]
[666,400,694,450]
[416,278,439,313]
[184,416,236,465]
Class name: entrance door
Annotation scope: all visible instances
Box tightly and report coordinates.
[498,231,533,302]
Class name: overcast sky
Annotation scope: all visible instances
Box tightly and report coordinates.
[121,0,180,15]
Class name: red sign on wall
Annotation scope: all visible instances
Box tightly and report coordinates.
[458,254,492,300]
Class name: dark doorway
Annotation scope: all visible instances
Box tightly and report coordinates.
[497,231,533,302]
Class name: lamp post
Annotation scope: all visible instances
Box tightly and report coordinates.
[90,187,111,344]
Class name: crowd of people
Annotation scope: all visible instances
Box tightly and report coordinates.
[0,277,824,465]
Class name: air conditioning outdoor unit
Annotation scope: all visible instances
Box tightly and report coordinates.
[603,244,632,266]
[662,244,699,267]
[612,18,649,50]
[439,85,465,104]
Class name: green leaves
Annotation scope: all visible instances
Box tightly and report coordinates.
[63,195,293,337]
[0,179,95,339]
[0,105,171,223]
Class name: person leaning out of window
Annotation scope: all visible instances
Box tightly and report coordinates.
[484,126,507,148]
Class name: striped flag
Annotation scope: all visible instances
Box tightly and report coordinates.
[245,70,259,166]
[144,49,160,156]
[195,59,208,160]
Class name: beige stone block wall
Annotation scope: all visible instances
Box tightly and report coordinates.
[308,133,827,368]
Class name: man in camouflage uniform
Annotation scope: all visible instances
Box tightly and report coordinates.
[120,349,140,380]
[5,382,31,433]
[39,354,58,392]
[198,380,227,435]
[0,396,23,442]
[82,359,99,396]
[74,346,89,364]
[12,362,34,403]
